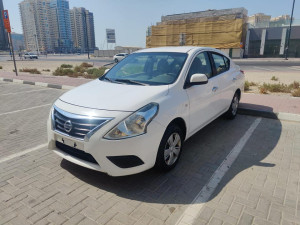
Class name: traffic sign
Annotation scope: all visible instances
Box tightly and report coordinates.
[2,10,11,33]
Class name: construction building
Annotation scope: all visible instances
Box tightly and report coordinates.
[146,8,248,58]
[70,7,96,53]
[0,0,9,50]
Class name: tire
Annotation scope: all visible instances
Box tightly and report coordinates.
[224,92,239,120]
[154,124,184,171]
[114,58,118,63]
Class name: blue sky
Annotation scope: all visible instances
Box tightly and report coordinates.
[3,0,299,48]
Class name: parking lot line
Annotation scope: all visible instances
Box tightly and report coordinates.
[175,117,262,225]
[0,88,52,96]
[0,103,52,116]
[0,143,47,164]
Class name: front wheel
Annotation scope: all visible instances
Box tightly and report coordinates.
[224,92,239,119]
[155,124,184,171]
[114,58,118,63]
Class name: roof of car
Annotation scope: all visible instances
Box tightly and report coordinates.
[136,46,216,54]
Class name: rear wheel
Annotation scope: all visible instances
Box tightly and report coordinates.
[155,124,183,171]
[114,58,118,63]
[224,92,239,119]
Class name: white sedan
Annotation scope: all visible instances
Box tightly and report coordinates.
[47,46,244,176]
[24,52,38,59]
[113,53,128,63]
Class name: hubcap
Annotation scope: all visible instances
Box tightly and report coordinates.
[232,96,239,115]
[164,133,181,166]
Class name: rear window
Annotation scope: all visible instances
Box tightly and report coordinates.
[211,53,229,75]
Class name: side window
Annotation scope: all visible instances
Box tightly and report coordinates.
[211,53,228,75]
[223,56,230,70]
[187,52,213,80]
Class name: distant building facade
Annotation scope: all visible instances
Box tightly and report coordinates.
[11,33,25,51]
[19,0,72,53]
[0,0,9,50]
[270,15,291,27]
[70,7,95,53]
[247,13,271,28]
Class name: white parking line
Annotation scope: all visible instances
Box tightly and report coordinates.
[0,89,51,96]
[0,103,52,116]
[289,66,300,71]
[0,143,47,164]
[253,66,275,71]
[175,118,262,225]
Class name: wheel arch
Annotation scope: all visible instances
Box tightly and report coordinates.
[235,88,241,100]
[167,117,187,141]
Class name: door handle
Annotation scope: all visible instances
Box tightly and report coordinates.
[212,86,218,92]
[232,77,237,82]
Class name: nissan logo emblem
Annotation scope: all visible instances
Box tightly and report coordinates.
[64,120,72,133]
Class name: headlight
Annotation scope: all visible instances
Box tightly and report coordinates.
[50,106,55,130]
[104,103,159,140]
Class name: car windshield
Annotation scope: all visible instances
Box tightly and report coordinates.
[101,52,188,86]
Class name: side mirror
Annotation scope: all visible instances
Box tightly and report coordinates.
[184,73,208,89]
[104,69,110,74]
[190,73,208,84]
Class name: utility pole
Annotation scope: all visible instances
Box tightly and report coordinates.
[2,10,18,76]
[83,12,90,59]
[285,0,296,60]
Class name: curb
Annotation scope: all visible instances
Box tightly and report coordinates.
[0,77,74,90]
[1,77,300,122]
[238,108,300,123]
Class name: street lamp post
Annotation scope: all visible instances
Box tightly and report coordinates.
[34,34,40,55]
[285,0,296,60]
[83,12,90,59]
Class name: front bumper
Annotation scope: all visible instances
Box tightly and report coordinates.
[47,102,166,176]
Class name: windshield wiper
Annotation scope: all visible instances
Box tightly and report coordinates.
[115,79,149,86]
[102,77,122,84]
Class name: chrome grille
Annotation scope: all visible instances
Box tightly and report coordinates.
[53,106,111,140]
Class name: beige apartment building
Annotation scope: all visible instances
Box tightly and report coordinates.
[19,0,50,53]
[70,7,95,53]
[19,0,73,53]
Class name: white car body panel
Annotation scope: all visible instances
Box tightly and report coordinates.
[59,79,169,112]
[47,46,245,176]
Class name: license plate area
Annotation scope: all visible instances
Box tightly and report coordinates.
[55,134,84,151]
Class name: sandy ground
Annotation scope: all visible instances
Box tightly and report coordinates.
[245,71,300,85]
[244,71,300,95]
[0,55,110,75]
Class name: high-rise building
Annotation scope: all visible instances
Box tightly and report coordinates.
[50,0,72,52]
[19,0,72,53]
[0,0,9,50]
[70,7,95,53]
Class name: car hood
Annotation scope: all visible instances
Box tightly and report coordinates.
[59,79,169,112]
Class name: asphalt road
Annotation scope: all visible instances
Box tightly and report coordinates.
[233,60,300,67]
[1,81,300,225]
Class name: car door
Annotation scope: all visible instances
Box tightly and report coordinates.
[210,52,235,112]
[185,51,220,135]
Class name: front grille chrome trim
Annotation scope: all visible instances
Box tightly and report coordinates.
[52,105,113,141]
